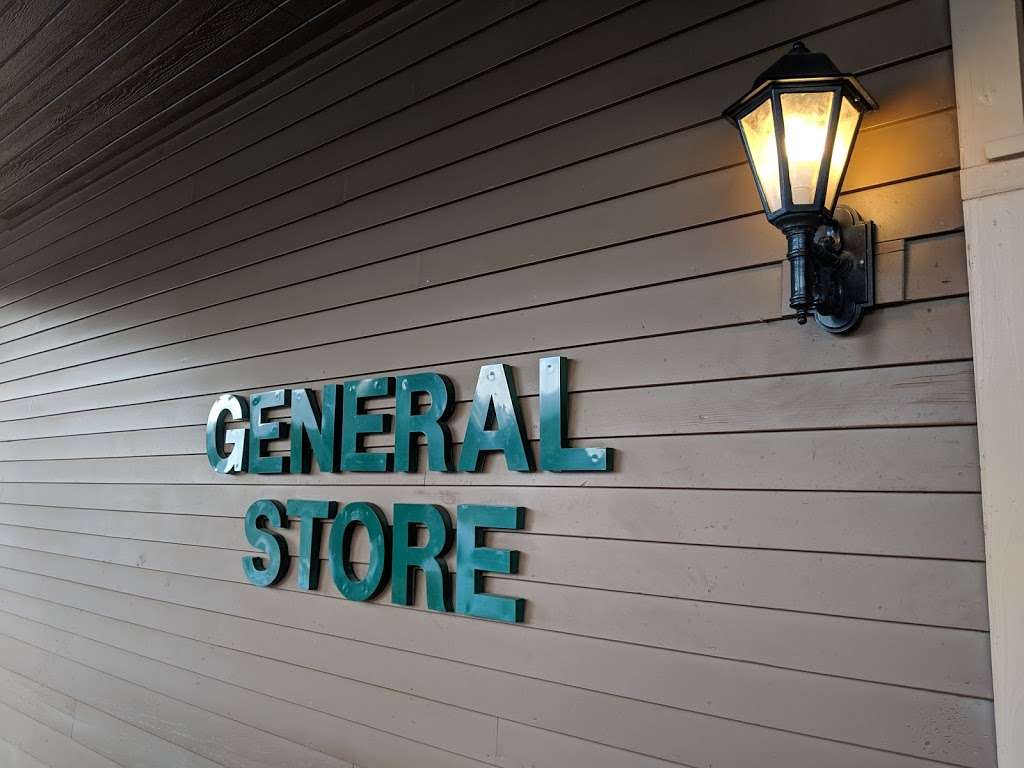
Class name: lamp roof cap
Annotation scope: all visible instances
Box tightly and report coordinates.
[723,41,878,123]
[753,41,843,85]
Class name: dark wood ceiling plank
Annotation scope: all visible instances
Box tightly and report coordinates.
[273,0,399,40]
[0,2,321,219]
[0,1,126,115]
[280,0,376,21]
[0,0,218,182]
[0,1,185,168]
[0,0,410,233]
[0,0,67,70]
[0,1,300,213]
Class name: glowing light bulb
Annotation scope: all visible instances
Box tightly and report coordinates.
[781,91,833,204]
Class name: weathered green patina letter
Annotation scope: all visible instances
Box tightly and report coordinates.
[206,394,249,474]
[290,386,338,473]
[457,364,531,472]
[341,377,394,472]
[394,373,453,473]
[538,356,609,471]
[242,499,288,587]
[249,389,290,474]
[455,505,525,623]
[329,501,390,601]
[287,498,333,590]
[391,503,452,612]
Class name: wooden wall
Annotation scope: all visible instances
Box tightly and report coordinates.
[0,1,993,766]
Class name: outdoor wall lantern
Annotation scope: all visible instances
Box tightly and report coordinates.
[723,42,878,332]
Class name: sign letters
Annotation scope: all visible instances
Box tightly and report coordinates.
[207,357,610,623]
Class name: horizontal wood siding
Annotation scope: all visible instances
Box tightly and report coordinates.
[0,1,993,766]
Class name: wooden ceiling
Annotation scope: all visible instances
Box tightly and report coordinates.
[0,0,382,226]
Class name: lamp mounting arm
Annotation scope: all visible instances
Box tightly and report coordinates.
[780,205,875,333]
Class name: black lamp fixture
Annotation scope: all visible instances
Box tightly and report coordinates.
[724,42,878,333]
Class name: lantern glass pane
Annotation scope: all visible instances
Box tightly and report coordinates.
[824,96,861,210]
[780,91,835,204]
[739,98,782,212]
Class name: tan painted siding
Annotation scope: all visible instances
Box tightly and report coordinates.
[0,1,992,767]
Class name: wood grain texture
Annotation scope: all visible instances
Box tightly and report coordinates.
[0,0,950,335]
[0,0,411,224]
[0,586,996,767]
[0,485,985,559]
[4,0,940,268]
[0,540,991,696]
[0,735,52,768]
[0,631,364,768]
[0,0,421,259]
[0,0,458,263]
[0,665,225,768]
[0,294,977,438]
[0,608,976,768]
[0,514,989,628]
[0,1,122,116]
[0,362,978,462]
[0,0,994,765]
[0,698,122,768]
[962,172,1024,768]
[0,0,752,314]
[0,108,961,377]
[949,6,1024,760]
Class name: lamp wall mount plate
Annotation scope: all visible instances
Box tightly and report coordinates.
[806,205,874,333]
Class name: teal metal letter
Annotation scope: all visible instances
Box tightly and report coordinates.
[287,498,333,590]
[394,373,454,472]
[242,499,288,587]
[290,386,338,473]
[329,501,390,601]
[249,389,290,474]
[455,505,525,623]
[341,377,394,472]
[391,503,452,612]
[457,364,531,472]
[206,394,249,473]
[538,356,609,471]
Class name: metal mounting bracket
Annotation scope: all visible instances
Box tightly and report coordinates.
[811,205,875,333]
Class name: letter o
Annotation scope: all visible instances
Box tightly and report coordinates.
[329,502,390,601]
